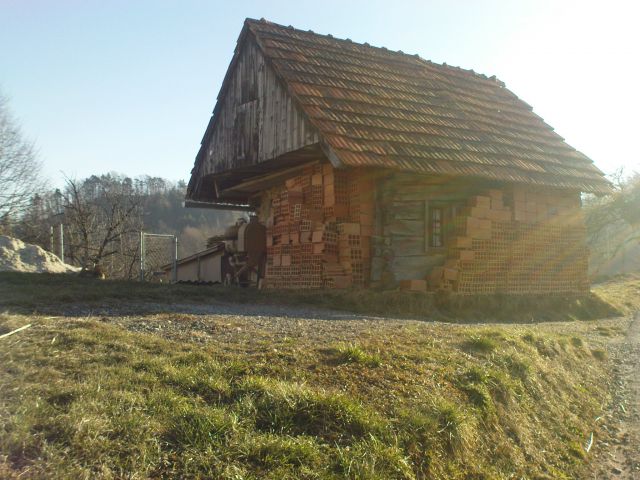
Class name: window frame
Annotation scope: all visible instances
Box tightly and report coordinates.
[428,205,445,249]
[425,201,464,252]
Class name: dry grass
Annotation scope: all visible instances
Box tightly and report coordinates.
[0,273,637,478]
[0,271,623,323]
[591,273,640,316]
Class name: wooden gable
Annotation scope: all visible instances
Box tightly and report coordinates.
[189,33,321,201]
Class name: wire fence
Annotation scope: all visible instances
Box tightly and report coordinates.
[140,232,177,282]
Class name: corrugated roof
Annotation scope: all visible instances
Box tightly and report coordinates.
[239,18,609,193]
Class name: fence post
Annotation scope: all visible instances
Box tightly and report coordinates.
[172,236,178,283]
[139,232,144,282]
[59,224,64,263]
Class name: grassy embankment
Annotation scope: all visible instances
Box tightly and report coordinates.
[0,271,632,321]
[0,273,639,478]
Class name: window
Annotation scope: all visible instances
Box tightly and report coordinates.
[425,201,464,251]
[429,206,444,248]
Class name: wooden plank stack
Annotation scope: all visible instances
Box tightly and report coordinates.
[430,187,588,295]
[263,164,374,289]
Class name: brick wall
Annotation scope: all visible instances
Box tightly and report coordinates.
[429,186,589,295]
[260,164,374,289]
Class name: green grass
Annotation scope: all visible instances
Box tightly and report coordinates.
[591,274,640,315]
[334,343,382,367]
[0,273,638,478]
[462,334,500,354]
[0,313,622,479]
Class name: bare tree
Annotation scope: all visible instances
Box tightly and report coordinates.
[585,170,640,268]
[63,174,143,277]
[0,94,44,227]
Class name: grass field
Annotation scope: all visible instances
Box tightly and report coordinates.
[0,273,639,479]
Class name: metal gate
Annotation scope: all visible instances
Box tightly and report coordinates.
[139,232,177,282]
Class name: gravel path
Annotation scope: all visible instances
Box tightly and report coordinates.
[592,313,640,479]
[93,302,444,350]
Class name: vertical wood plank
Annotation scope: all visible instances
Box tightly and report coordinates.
[424,200,429,253]
[199,37,318,178]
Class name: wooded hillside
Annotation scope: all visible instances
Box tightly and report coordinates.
[3,174,240,278]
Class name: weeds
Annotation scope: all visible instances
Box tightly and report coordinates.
[462,334,499,354]
[570,336,584,348]
[335,343,382,367]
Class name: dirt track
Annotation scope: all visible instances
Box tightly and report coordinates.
[592,314,640,479]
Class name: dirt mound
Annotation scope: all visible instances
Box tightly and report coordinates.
[0,235,80,274]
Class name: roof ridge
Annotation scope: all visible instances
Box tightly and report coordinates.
[245,18,505,87]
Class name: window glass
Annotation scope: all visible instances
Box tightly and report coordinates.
[430,206,443,248]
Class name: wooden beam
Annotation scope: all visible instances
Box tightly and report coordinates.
[221,160,320,195]
[183,200,254,212]
[320,141,344,169]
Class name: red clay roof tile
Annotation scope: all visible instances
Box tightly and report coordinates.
[243,19,609,192]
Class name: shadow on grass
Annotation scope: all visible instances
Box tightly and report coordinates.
[0,271,622,323]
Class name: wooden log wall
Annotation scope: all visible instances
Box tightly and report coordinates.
[201,36,320,176]
[375,172,589,295]
[372,173,480,286]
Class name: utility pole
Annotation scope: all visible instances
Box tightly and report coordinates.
[50,226,54,254]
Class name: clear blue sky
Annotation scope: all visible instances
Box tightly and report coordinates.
[1,0,638,187]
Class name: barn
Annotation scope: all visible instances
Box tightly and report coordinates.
[186,18,610,294]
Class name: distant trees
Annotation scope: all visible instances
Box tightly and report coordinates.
[585,171,640,233]
[62,174,144,277]
[15,189,64,248]
[0,93,44,231]
[584,171,640,274]
[13,174,236,278]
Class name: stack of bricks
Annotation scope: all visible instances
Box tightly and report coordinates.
[430,187,588,295]
[511,186,584,226]
[263,164,374,289]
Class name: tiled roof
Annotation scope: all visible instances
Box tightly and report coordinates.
[243,19,609,193]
